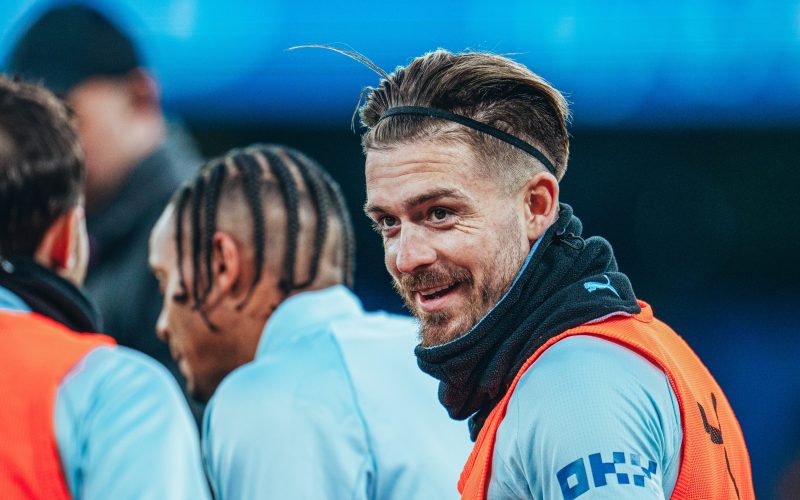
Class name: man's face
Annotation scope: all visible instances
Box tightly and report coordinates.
[148,207,234,402]
[66,78,133,207]
[365,140,531,346]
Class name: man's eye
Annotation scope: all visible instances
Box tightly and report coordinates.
[173,290,189,304]
[431,208,450,221]
[379,216,398,228]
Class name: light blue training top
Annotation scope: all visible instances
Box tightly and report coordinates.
[0,286,211,500]
[203,285,473,499]
[487,333,683,500]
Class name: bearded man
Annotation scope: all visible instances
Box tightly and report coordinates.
[349,49,755,499]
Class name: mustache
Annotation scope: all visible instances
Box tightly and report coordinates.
[393,265,473,297]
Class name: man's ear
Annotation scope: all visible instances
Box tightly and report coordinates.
[208,231,242,303]
[125,68,161,114]
[34,206,89,285]
[521,171,560,243]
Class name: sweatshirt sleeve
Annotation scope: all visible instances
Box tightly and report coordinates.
[54,345,211,500]
[488,335,683,500]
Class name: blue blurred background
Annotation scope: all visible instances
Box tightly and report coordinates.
[2,0,799,497]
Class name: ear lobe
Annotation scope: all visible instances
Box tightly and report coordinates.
[51,219,70,269]
[34,206,89,285]
[523,172,560,242]
[211,232,241,299]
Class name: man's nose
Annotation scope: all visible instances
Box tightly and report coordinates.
[155,307,169,343]
[395,227,437,274]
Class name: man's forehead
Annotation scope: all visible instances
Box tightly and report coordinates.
[149,206,177,263]
[366,141,489,199]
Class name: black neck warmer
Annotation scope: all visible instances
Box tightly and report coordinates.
[415,204,641,440]
[0,258,101,333]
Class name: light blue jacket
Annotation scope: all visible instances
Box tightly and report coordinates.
[487,334,683,499]
[0,286,211,500]
[203,285,473,499]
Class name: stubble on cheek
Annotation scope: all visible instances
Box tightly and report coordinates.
[396,221,528,347]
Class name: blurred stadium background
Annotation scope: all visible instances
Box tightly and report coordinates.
[2,1,798,497]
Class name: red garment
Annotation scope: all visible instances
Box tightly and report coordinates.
[0,311,114,499]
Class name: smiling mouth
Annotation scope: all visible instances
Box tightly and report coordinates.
[416,282,461,303]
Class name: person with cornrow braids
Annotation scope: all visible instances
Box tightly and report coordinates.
[148,144,471,499]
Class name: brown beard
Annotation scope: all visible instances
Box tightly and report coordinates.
[393,224,528,347]
[393,263,473,346]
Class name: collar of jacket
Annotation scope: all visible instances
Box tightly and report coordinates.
[257,285,363,358]
[414,204,642,440]
[0,258,101,332]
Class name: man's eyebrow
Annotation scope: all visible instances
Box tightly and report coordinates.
[363,201,384,216]
[364,188,468,216]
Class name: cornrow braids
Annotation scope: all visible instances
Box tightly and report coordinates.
[230,152,266,309]
[170,144,355,321]
[320,169,355,288]
[172,184,192,304]
[284,148,330,290]
[286,147,355,287]
[260,148,301,294]
[189,172,206,312]
[186,172,225,332]
[201,159,227,303]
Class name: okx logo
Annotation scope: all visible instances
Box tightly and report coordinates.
[556,451,658,500]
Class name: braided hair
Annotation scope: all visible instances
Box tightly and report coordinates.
[169,144,354,328]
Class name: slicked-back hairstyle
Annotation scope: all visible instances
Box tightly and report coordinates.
[0,76,83,259]
[355,49,570,186]
[169,144,354,327]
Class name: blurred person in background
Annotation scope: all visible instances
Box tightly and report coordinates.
[0,76,209,499]
[149,144,472,499]
[346,49,755,499]
[6,3,202,400]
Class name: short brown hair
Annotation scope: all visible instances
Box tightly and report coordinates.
[0,76,83,259]
[359,50,570,186]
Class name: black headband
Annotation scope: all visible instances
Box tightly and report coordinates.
[377,105,557,175]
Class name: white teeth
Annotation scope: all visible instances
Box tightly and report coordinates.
[419,284,451,297]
